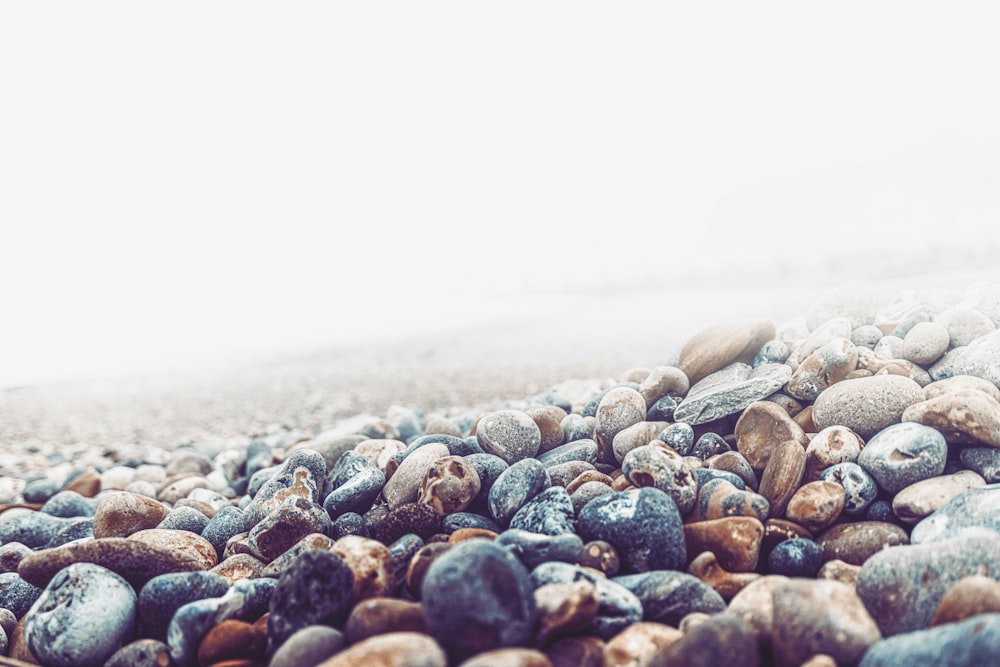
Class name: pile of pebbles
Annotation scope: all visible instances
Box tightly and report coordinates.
[2,280,1000,667]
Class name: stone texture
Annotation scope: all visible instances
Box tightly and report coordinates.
[683,516,764,572]
[675,363,791,426]
[858,422,948,494]
[892,470,986,524]
[757,439,806,518]
[902,390,1000,446]
[734,401,809,474]
[316,632,446,667]
[622,445,698,516]
[812,375,925,439]
[648,612,760,667]
[477,410,543,464]
[858,613,1000,667]
[677,319,776,384]
[910,483,1000,543]
[817,521,909,566]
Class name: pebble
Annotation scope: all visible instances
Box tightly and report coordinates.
[647,612,760,667]
[330,535,394,601]
[316,631,446,667]
[909,483,1000,544]
[531,561,643,639]
[757,438,806,518]
[24,563,136,667]
[803,426,864,482]
[787,337,858,401]
[683,516,764,572]
[674,363,792,426]
[103,639,174,667]
[0,573,42,618]
[931,575,1000,626]
[0,511,82,549]
[536,439,598,468]
[693,478,769,523]
[488,458,550,527]
[621,445,698,515]
[819,462,878,515]
[891,469,986,524]
[816,521,909,566]
[858,613,1000,667]
[902,321,950,365]
[613,570,725,625]
[39,490,95,518]
[677,319,776,384]
[856,529,1000,635]
[734,401,809,473]
[459,647,553,667]
[767,537,824,577]
[577,487,686,572]
[784,480,844,532]
[323,455,386,518]
[198,617,267,665]
[476,409,543,464]
[686,550,760,601]
[344,597,427,644]
[811,375,925,439]
[509,486,576,535]
[382,443,449,510]
[638,365,690,408]
[611,421,669,463]
[858,422,948,494]
[138,571,232,641]
[595,387,648,463]
[902,389,1000,446]
[948,328,1000,385]
[659,422,695,456]
[533,580,600,644]
[269,625,345,667]
[604,622,682,667]
[422,539,536,660]
[241,449,326,530]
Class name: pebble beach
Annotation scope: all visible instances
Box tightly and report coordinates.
[3,273,1000,667]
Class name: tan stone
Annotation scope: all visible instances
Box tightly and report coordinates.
[923,374,1000,401]
[687,550,761,601]
[902,390,1000,446]
[316,632,445,667]
[417,455,481,515]
[678,320,776,384]
[344,597,427,645]
[803,426,864,482]
[128,528,219,569]
[734,401,809,473]
[683,516,764,572]
[931,575,1000,626]
[816,521,909,566]
[812,375,924,439]
[757,439,806,518]
[785,481,845,532]
[638,366,690,408]
[605,622,682,667]
[460,648,553,667]
[891,470,986,524]
[528,405,569,455]
[92,491,171,539]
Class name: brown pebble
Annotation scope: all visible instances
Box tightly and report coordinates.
[315,632,445,667]
[605,622,682,667]
[677,319,776,385]
[448,528,498,543]
[92,491,171,539]
[784,481,845,532]
[210,553,266,585]
[417,455,482,515]
[683,517,764,572]
[128,528,219,569]
[174,498,217,519]
[930,575,1000,626]
[611,422,670,464]
[648,612,760,667]
[405,542,453,600]
[534,581,600,645]
[344,597,427,644]
[902,390,1000,446]
[792,405,817,433]
[799,655,838,667]
[757,439,806,518]
[330,535,394,601]
[891,470,986,524]
[693,479,769,523]
[577,540,620,577]
[816,559,861,586]
[595,388,648,464]
[734,401,808,473]
[705,451,759,491]
[260,533,332,578]
[383,443,450,509]
[63,468,101,497]
[458,648,553,667]
[197,619,266,665]
[544,636,607,667]
[687,550,760,601]
[726,575,789,645]
[527,405,569,455]
[816,521,909,566]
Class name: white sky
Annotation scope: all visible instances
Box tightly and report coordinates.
[2,2,1000,386]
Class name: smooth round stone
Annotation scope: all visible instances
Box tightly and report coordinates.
[24,563,136,667]
[316,631,446,667]
[578,487,686,572]
[910,484,1000,544]
[129,528,218,569]
[852,324,884,349]
[683,517,764,572]
[734,401,808,473]
[856,530,1000,636]
[947,328,1000,386]
[924,374,1000,401]
[157,505,211,533]
[694,478,768,523]
[812,375,925,439]
[104,639,173,667]
[488,458,550,527]
[865,499,896,523]
[17,536,213,589]
[939,307,997,347]
[404,542,451,600]
[595,388,648,463]
[417,455,481,515]
[958,447,1000,484]
[157,474,212,505]
[323,461,386,519]
[241,449,326,530]
[269,625,345,667]
[329,535,394,601]
[39,491,95,518]
[422,539,536,660]
[376,502,442,544]
[902,390,1000,446]
[382,443,449,510]
[577,540,620,577]
[820,462,878,515]
[46,518,94,549]
[476,410,542,464]
[817,521,909,566]
[196,617,267,665]
[570,481,615,515]
[677,319,776,385]
[704,451,757,490]
[770,578,880,667]
[902,321,950,365]
[509,486,576,536]
[344,597,427,644]
[659,422,695,456]
[355,438,408,473]
[0,511,86,549]
[613,570,725,625]
[803,426,864,482]
[858,422,948,494]
[787,337,858,401]
[560,413,594,443]
[92,491,171,539]
[0,573,42,618]
[859,613,1000,667]
[496,529,583,570]
[675,363,792,426]
[758,439,806,518]
[331,512,370,540]
[267,549,355,655]
[638,366,690,407]
[0,543,34,574]
[526,405,568,455]
[601,622,681,667]
[22,478,62,503]
[767,538,824,577]
[201,505,245,560]
[582,384,638,419]
[892,470,986,524]
[784,480,845,532]
[537,439,599,468]
[531,561,643,639]
[931,575,1000,626]
[647,612,760,667]
[622,445,698,516]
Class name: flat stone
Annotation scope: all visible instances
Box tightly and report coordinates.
[734,401,809,473]
[902,390,1000,446]
[812,375,925,439]
[677,319,776,384]
[676,363,792,426]
[248,496,331,562]
[892,470,986,524]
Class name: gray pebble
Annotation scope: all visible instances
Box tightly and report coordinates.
[859,613,1000,667]
[530,561,643,639]
[496,529,584,569]
[39,491,96,518]
[137,571,230,642]
[820,462,878,515]
[488,458,550,527]
[851,325,884,349]
[858,422,948,494]
[959,446,1000,483]
[536,439,598,468]
[622,445,698,515]
[157,506,211,533]
[613,570,725,625]
[910,483,1000,544]
[509,485,576,536]
[659,422,695,456]
[578,487,686,572]
[0,573,42,618]
[675,363,792,426]
[476,410,542,464]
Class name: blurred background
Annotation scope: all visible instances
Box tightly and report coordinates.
[2,1,999,397]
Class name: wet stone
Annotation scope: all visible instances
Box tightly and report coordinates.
[477,410,543,464]
[613,570,725,625]
[622,445,698,515]
[577,487,686,572]
[488,458,550,527]
[509,485,576,536]
[422,539,536,660]
[675,363,792,426]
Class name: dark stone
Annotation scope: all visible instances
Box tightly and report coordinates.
[267,550,355,655]
[859,613,1000,667]
[442,512,501,534]
[537,439,599,468]
[44,518,94,548]
[496,529,584,569]
[647,396,681,422]
[659,422,695,456]
[820,462,878,515]
[0,512,79,549]
[959,447,1000,483]
[245,438,274,479]
[530,561,643,639]
[331,512,370,540]
[322,464,385,520]
[561,414,593,443]
[0,572,42,618]
[865,499,897,524]
[22,478,63,503]
[464,453,509,512]
[694,468,747,490]
[104,640,174,667]
[488,458,550,527]
[613,570,725,625]
[767,538,823,577]
[509,486,576,536]
[376,503,442,544]
[691,432,732,460]
[243,449,327,530]
[138,571,230,641]
[201,505,245,560]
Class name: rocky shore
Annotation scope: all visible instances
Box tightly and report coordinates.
[2,277,1000,666]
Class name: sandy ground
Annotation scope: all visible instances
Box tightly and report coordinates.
[3,264,999,478]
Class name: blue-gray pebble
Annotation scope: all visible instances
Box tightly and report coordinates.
[767,538,824,577]
[613,570,725,625]
[496,529,584,569]
[859,613,1000,667]
[488,458,550,527]
[138,571,230,641]
[858,422,948,494]
[39,491,96,518]
[820,462,878,515]
[0,573,42,618]
[201,505,245,560]
[509,485,576,536]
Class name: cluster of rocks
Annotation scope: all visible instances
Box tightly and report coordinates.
[1,280,1000,666]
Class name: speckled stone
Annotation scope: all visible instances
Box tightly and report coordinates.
[910,483,1000,544]
[613,570,725,625]
[677,319,776,385]
[202,506,247,560]
[960,446,1000,482]
[611,421,669,463]
[383,443,449,510]
[269,625,345,667]
[803,426,864,482]
[675,363,791,426]
[892,470,986,524]
[137,571,230,641]
[39,490,96,518]
[267,549,355,655]
[659,422,695,456]
[947,328,1000,385]
[859,613,1000,667]
[509,486,576,536]
[0,542,34,574]
[812,375,925,439]
[527,405,568,455]
[857,422,948,495]
[902,321,950,365]
[578,487,686,572]
[103,639,174,667]
[463,453,508,511]
[0,573,42,618]
[784,481,844,532]
[595,388,648,464]
[577,539,620,576]
[24,563,136,667]
[242,449,326,530]
[316,631,446,667]
[819,462,878,515]
[422,539,536,659]
[856,529,1000,635]
[376,502,442,544]
[477,410,543,464]
[622,444,698,516]
[787,337,858,401]
[488,458,550,527]
[0,510,86,549]
[770,578,881,667]
[690,432,732,459]
[683,516,764,572]
[533,580,600,644]
[647,612,760,667]
[734,401,809,473]
[537,439,599,468]
[329,535,394,601]
[704,451,758,490]
[531,561,643,640]
[247,496,331,562]
[638,366,690,408]
[158,505,211,533]
[816,521,909,566]
[415,455,481,515]
[323,454,386,518]
[129,528,219,570]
